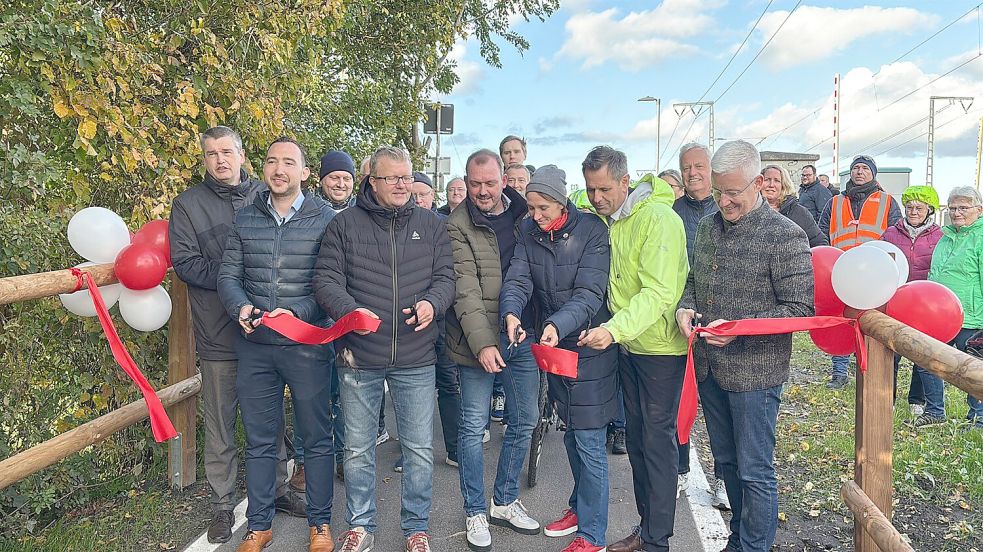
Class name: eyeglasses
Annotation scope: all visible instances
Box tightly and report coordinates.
[506,177,528,185]
[948,206,980,213]
[711,178,757,200]
[324,174,353,184]
[370,175,415,185]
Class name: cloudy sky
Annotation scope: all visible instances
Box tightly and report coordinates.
[433,0,983,200]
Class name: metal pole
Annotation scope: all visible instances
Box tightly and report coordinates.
[834,73,841,188]
[708,102,715,157]
[434,102,442,189]
[927,97,937,187]
[976,117,983,190]
[656,98,661,174]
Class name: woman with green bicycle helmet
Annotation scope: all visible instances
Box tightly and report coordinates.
[880,184,942,417]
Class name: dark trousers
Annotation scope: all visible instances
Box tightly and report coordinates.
[435,320,461,459]
[236,338,335,531]
[700,373,782,552]
[892,353,925,405]
[619,350,686,552]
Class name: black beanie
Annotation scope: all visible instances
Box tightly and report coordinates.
[319,150,355,181]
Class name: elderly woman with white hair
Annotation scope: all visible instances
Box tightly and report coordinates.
[760,164,827,248]
[922,186,983,428]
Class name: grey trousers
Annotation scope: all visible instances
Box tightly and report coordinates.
[200,359,289,512]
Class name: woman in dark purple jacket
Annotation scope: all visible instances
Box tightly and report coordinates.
[879,185,943,416]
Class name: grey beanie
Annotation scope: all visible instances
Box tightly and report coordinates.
[525,164,567,204]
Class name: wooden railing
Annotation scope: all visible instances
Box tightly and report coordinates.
[0,264,199,491]
[847,309,983,552]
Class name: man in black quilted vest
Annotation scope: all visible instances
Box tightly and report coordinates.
[313,145,455,552]
[676,140,813,552]
[217,136,337,552]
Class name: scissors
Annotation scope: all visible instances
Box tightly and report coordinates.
[507,324,524,350]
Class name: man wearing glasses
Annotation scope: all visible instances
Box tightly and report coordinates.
[447,148,541,552]
[819,155,901,389]
[798,164,832,223]
[314,145,456,552]
[676,140,813,552]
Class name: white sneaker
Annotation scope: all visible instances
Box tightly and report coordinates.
[446,456,459,468]
[676,473,689,499]
[482,429,491,443]
[339,526,374,552]
[489,499,541,535]
[910,404,926,418]
[711,478,731,511]
[465,513,492,551]
[376,430,390,446]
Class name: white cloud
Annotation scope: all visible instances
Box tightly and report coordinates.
[755,6,937,70]
[448,41,484,95]
[557,0,723,71]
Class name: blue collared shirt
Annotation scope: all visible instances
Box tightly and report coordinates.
[268,192,306,225]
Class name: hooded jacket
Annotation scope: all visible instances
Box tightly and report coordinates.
[313,183,455,369]
[818,180,902,241]
[169,169,265,360]
[604,178,690,356]
[881,219,943,282]
[445,186,527,367]
[499,204,618,430]
[929,218,983,329]
[216,190,336,346]
[673,192,719,262]
[778,196,828,247]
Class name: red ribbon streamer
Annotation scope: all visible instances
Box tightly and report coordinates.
[257,310,381,344]
[78,271,177,443]
[678,316,865,446]
[530,343,579,378]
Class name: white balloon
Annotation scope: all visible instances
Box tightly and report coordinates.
[67,207,131,263]
[58,262,123,317]
[862,240,910,287]
[831,246,900,310]
[118,286,172,332]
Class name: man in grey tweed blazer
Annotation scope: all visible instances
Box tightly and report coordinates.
[675,140,813,552]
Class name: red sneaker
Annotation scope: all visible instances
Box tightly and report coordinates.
[544,509,578,537]
[561,536,606,552]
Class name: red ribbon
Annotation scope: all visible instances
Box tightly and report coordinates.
[257,310,381,344]
[678,316,864,446]
[530,343,579,378]
[77,271,177,443]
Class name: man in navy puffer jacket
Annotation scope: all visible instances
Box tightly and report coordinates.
[217,136,337,552]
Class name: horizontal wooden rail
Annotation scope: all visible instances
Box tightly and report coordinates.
[0,374,201,491]
[842,481,914,552]
[0,263,118,306]
[860,310,983,398]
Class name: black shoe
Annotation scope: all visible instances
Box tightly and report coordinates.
[274,490,307,517]
[826,376,849,390]
[207,510,234,543]
[612,429,627,455]
[336,460,345,481]
[606,432,615,448]
[913,413,946,427]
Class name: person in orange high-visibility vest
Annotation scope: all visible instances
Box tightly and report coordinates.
[818,155,902,389]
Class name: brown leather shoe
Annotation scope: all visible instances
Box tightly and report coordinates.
[290,463,307,492]
[236,529,272,552]
[309,523,334,552]
[607,525,643,552]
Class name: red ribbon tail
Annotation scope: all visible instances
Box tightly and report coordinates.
[84,272,177,443]
[678,331,700,446]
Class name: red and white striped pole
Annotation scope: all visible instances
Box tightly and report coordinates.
[833,73,841,188]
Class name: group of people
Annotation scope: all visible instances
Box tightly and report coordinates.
[168,121,979,552]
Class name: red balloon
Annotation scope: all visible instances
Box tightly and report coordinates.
[811,246,846,316]
[132,220,171,267]
[886,280,964,343]
[810,325,857,355]
[115,244,167,290]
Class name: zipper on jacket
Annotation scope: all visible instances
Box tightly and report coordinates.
[390,215,399,366]
[271,225,282,309]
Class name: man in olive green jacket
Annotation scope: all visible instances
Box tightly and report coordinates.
[578,146,689,552]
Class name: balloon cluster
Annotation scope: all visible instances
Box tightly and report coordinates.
[60,207,172,332]
[810,243,964,355]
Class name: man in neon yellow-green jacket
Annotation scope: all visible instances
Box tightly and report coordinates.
[577,146,688,552]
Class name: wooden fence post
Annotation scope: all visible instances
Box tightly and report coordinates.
[855,336,895,552]
[167,276,197,489]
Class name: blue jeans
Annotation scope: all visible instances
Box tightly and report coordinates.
[564,428,608,546]
[338,365,435,536]
[609,386,626,431]
[830,355,850,378]
[330,366,345,463]
[919,328,983,421]
[458,333,540,516]
[699,373,782,552]
[235,338,334,531]
[892,353,925,405]
[435,321,461,460]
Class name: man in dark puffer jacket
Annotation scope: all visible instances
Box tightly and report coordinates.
[217,137,337,552]
[313,145,455,552]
